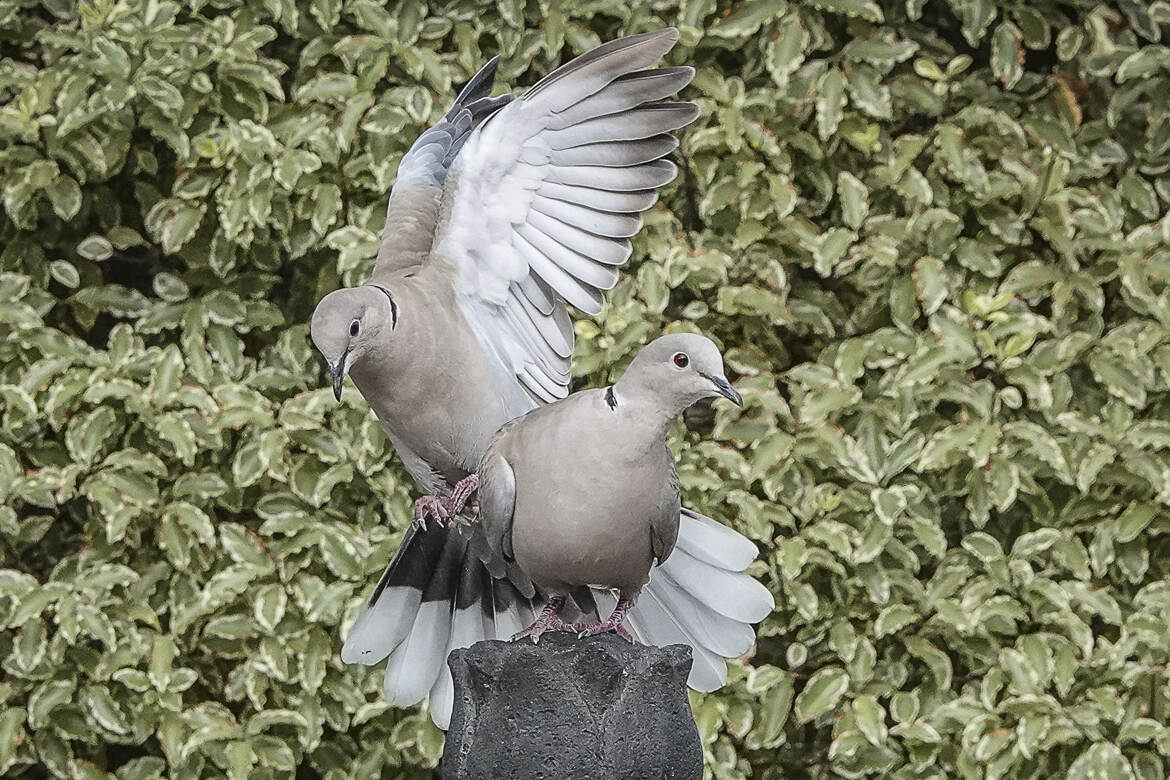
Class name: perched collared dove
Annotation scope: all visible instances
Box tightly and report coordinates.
[310,29,774,729]
[477,333,751,642]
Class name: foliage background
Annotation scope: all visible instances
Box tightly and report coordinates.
[3,0,1170,776]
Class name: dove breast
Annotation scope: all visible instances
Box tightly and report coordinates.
[493,388,681,598]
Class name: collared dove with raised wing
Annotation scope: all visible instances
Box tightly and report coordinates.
[309,29,773,730]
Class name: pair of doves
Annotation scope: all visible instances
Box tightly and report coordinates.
[310,28,774,730]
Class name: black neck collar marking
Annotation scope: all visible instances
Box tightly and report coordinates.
[605,386,618,410]
[367,284,397,329]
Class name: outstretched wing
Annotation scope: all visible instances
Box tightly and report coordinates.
[369,57,512,280]
[431,28,697,404]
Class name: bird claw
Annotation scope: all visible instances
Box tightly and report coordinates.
[511,598,571,642]
[573,599,634,642]
[411,495,449,532]
[511,615,573,643]
[447,474,479,510]
[411,475,481,533]
[573,620,634,642]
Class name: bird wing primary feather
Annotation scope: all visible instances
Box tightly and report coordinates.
[370,57,512,280]
[430,29,697,405]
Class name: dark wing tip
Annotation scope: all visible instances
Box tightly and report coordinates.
[453,54,504,109]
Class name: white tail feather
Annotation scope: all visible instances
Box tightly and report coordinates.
[428,602,488,729]
[382,601,451,707]
[676,509,759,572]
[340,586,420,665]
[646,569,757,658]
[626,587,728,691]
[659,548,775,623]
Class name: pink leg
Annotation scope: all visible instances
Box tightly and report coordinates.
[411,474,480,531]
[574,599,634,642]
[443,473,479,516]
[512,596,572,642]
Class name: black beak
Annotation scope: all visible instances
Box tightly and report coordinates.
[330,351,348,402]
[710,375,743,407]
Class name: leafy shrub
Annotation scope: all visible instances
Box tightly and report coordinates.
[3,0,1170,777]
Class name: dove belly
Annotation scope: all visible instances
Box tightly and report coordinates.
[510,464,667,595]
[349,291,525,493]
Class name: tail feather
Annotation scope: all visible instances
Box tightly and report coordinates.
[626,585,728,691]
[651,569,757,658]
[340,587,420,666]
[490,576,536,640]
[428,546,490,729]
[659,546,775,624]
[381,531,465,707]
[382,600,450,708]
[340,526,443,665]
[589,508,771,693]
[675,508,759,571]
[340,505,771,730]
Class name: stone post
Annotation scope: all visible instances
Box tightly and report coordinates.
[441,632,703,779]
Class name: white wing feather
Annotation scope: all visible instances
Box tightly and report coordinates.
[431,29,697,403]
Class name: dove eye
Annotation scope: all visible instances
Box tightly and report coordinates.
[349,320,360,337]
[672,352,689,368]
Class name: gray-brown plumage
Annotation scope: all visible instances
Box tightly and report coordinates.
[477,333,753,640]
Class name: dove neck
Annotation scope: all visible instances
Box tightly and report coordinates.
[608,378,688,435]
[347,283,421,397]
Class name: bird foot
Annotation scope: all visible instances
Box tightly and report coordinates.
[511,598,571,643]
[410,474,481,532]
[411,495,449,532]
[444,473,479,523]
[512,613,573,643]
[574,599,634,642]
[573,619,634,642]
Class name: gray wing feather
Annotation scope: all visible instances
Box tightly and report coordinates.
[536,182,658,212]
[529,197,643,238]
[651,514,679,565]
[515,232,607,315]
[548,67,694,128]
[516,274,556,317]
[548,135,679,167]
[650,457,681,564]
[518,230,622,290]
[520,215,632,265]
[474,449,534,596]
[370,58,511,280]
[544,103,699,149]
[524,29,680,108]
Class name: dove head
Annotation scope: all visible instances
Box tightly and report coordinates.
[616,333,742,416]
[310,285,397,401]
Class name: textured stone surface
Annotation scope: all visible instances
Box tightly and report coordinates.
[441,633,702,779]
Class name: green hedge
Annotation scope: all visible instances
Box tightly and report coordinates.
[3,0,1170,777]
